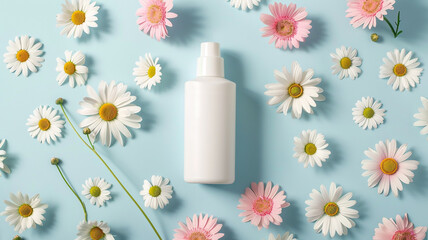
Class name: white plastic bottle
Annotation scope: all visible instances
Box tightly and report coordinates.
[184,42,236,184]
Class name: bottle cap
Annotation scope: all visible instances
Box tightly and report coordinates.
[197,42,224,77]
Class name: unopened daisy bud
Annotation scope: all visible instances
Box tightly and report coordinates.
[51,157,60,165]
[13,236,22,240]
[371,33,379,42]
[55,97,64,105]
[83,128,91,135]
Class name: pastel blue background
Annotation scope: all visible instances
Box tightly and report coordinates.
[1,0,428,239]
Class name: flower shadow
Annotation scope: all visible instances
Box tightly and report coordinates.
[298,16,327,52]
[1,141,17,179]
[279,199,304,233]
[151,59,178,93]
[34,204,57,235]
[78,5,111,43]
[167,6,204,46]
[405,148,428,196]
[316,138,344,173]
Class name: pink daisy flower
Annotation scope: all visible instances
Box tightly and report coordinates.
[238,181,290,230]
[346,0,395,29]
[136,0,178,41]
[373,214,427,240]
[260,3,312,50]
[173,214,224,240]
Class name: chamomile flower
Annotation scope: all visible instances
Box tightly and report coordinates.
[0,139,10,176]
[265,61,325,119]
[78,81,142,147]
[228,0,261,11]
[140,175,173,209]
[373,214,427,240]
[305,183,359,237]
[362,139,419,197]
[133,53,162,90]
[330,46,362,80]
[26,106,65,144]
[352,97,385,130]
[1,192,48,234]
[265,232,296,240]
[173,214,224,240]
[293,130,331,168]
[413,97,428,139]
[346,0,395,29]
[82,177,111,207]
[56,0,100,38]
[3,35,44,77]
[56,50,88,87]
[76,220,115,240]
[379,49,423,91]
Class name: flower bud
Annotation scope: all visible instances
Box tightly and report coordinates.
[51,157,60,165]
[83,128,91,135]
[13,236,22,240]
[55,98,64,105]
[371,33,379,42]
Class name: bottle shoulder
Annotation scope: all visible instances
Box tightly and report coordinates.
[186,77,236,86]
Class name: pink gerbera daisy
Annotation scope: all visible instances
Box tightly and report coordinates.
[260,3,312,50]
[373,214,427,240]
[346,0,395,29]
[136,0,178,41]
[238,181,290,230]
[173,214,224,240]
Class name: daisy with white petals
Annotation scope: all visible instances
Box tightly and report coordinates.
[82,177,112,207]
[305,183,359,237]
[379,49,423,91]
[76,220,115,240]
[293,129,331,168]
[133,53,162,90]
[57,0,100,38]
[265,62,325,119]
[362,139,419,197]
[228,0,261,11]
[26,106,65,144]
[265,232,296,240]
[140,175,173,209]
[3,36,44,77]
[56,50,88,87]
[352,97,385,130]
[330,46,362,80]
[78,81,142,147]
[414,97,428,139]
[1,192,48,234]
[0,139,10,176]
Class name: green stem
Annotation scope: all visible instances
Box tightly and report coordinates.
[59,104,162,240]
[384,16,397,37]
[87,135,95,150]
[56,165,88,222]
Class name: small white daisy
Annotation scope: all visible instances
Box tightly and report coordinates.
[1,192,48,234]
[140,175,173,210]
[133,53,162,90]
[293,129,331,168]
[228,0,261,10]
[0,139,10,176]
[56,50,88,87]
[330,46,362,80]
[56,0,100,38]
[26,106,65,144]
[3,35,44,77]
[82,177,111,207]
[379,49,423,91]
[265,61,325,119]
[265,232,297,240]
[352,96,385,130]
[414,97,428,139]
[305,183,359,237]
[76,220,115,240]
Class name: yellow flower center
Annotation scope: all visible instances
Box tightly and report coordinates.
[99,103,118,121]
[149,186,162,197]
[380,158,398,175]
[305,143,317,155]
[276,19,295,37]
[89,227,105,240]
[16,49,29,62]
[18,204,33,218]
[64,61,76,75]
[393,63,407,77]
[90,186,101,197]
[340,57,352,69]
[71,10,86,25]
[288,83,303,98]
[362,0,383,15]
[189,232,207,240]
[38,118,51,131]
[324,202,339,216]
[147,5,163,24]
[392,230,415,240]
[252,197,273,216]
[148,66,156,78]
[363,107,375,118]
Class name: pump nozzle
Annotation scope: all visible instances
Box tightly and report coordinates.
[197,42,224,77]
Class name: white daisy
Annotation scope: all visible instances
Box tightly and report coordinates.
[140,175,173,210]
[26,106,65,144]
[265,61,325,119]
[379,49,423,91]
[330,46,362,80]
[265,232,297,240]
[414,97,428,139]
[3,35,44,77]
[293,130,331,168]
[228,0,261,10]
[352,96,385,130]
[0,139,10,176]
[56,50,88,87]
[82,177,111,207]
[305,183,359,237]
[56,0,100,38]
[76,220,114,240]
[362,139,419,197]
[1,192,48,234]
[78,81,142,147]
[133,53,162,90]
